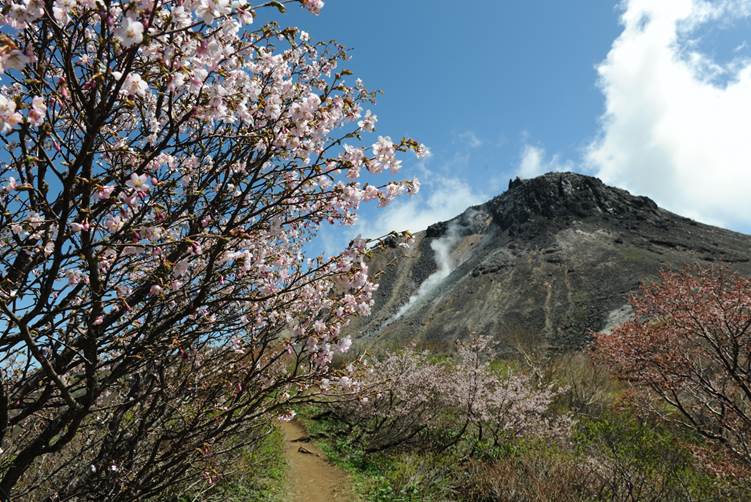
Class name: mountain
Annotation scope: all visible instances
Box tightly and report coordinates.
[350,172,751,353]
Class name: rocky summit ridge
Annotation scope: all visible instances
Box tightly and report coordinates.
[350,172,751,352]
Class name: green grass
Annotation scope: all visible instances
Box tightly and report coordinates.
[618,246,651,264]
[297,402,751,502]
[184,425,287,502]
[298,406,457,501]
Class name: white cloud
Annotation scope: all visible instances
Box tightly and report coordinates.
[318,139,488,253]
[355,172,486,238]
[516,144,573,179]
[457,130,483,149]
[317,223,346,257]
[587,0,751,228]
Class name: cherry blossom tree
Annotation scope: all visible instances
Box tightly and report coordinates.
[322,337,569,454]
[594,267,751,469]
[0,0,425,498]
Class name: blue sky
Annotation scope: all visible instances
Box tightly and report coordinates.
[275,1,751,253]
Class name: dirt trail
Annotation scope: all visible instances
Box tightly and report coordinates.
[280,420,355,502]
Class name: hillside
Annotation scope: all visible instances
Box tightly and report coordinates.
[351,172,751,352]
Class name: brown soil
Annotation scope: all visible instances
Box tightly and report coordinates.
[280,420,355,502]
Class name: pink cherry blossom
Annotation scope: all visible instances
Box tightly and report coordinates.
[120,72,149,97]
[70,221,90,233]
[27,96,46,126]
[115,17,145,48]
[4,177,18,191]
[302,0,324,15]
[0,1,425,497]
[0,94,23,133]
[95,185,115,200]
[65,269,85,285]
[196,0,232,24]
[324,337,570,453]
[52,0,75,24]
[278,410,297,422]
[415,143,431,159]
[408,177,420,194]
[105,215,123,233]
[126,173,150,193]
[358,110,377,132]
[0,49,30,73]
[371,136,400,173]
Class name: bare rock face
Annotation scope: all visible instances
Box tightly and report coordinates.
[350,172,751,353]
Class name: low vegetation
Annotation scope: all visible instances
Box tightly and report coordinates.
[594,267,751,469]
[301,353,750,501]
[178,424,287,502]
[288,267,751,501]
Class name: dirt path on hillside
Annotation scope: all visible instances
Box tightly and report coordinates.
[280,420,355,502]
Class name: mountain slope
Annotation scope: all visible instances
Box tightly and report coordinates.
[351,172,751,352]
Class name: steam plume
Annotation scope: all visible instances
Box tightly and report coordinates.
[390,223,460,321]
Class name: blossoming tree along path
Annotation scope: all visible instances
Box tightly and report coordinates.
[281,420,355,502]
[0,0,427,497]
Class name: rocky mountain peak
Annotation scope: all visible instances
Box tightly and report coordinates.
[352,172,751,353]
[487,172,659,237]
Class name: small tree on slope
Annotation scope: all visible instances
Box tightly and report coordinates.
[323,337,569,454]
[0,0,425,498]
[594,267,751,470]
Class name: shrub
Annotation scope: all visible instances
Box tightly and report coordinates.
[322,337,569,454]
[595,267,751,469]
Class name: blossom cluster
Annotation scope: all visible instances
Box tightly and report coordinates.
[595,267,751,468]
[0,0,426,368]
[0,0,426,497]
[323,337,570,452]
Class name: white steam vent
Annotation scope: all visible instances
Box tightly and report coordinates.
[389,222,461,322]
